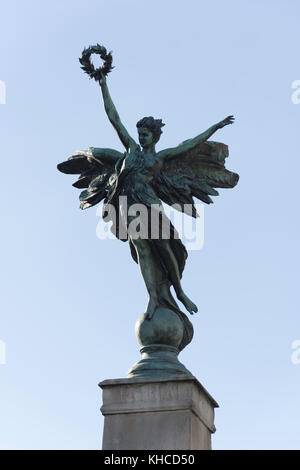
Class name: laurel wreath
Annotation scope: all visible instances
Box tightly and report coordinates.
[79,44,114,82]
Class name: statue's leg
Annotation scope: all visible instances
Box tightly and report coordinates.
[131,237,159,319]
[158,240,198,315]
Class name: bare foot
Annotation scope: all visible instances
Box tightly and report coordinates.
[178,292,198,315]
[145,297,159,320]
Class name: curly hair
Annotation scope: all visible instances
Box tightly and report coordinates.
[136,116,165,144]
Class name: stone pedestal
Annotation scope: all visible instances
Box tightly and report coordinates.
[99,375,218,450]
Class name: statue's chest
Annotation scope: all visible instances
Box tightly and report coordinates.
[122,152,156,172]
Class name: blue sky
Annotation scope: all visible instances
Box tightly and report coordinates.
[0,0,299,449]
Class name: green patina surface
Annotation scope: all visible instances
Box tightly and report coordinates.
[57,45,239,377]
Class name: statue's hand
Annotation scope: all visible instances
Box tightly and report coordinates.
[218,115,235,128]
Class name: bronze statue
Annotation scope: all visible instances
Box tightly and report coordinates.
[58,45,239,362]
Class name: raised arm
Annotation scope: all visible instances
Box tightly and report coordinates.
[99,75,138,153]
[157,115,234,161]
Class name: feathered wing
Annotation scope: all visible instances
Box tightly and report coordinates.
[153,140,239,217]
[57,147,123,209]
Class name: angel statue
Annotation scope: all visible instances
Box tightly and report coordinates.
[57,45,239,358]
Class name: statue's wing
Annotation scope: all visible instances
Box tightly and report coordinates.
[57,147,123,209]
[154,140,239,217]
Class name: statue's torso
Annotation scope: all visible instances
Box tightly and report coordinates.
[120,150,159,183]
[109,150,161,208]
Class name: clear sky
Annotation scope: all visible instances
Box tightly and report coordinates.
[1,0,299,450]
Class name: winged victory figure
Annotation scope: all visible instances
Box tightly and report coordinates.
[57,45,239,351]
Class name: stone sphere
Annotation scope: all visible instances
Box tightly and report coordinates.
[135,307,184,349]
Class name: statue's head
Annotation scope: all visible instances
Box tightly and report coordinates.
[136,116,165,148]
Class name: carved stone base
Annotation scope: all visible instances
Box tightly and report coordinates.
[99,375,218,450]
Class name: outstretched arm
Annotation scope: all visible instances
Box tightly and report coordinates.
[99,75,138,153]
[157,115,234,161]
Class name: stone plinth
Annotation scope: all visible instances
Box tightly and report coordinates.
[99,375,218,450]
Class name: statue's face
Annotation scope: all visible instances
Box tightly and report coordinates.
[138,127,154,148]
